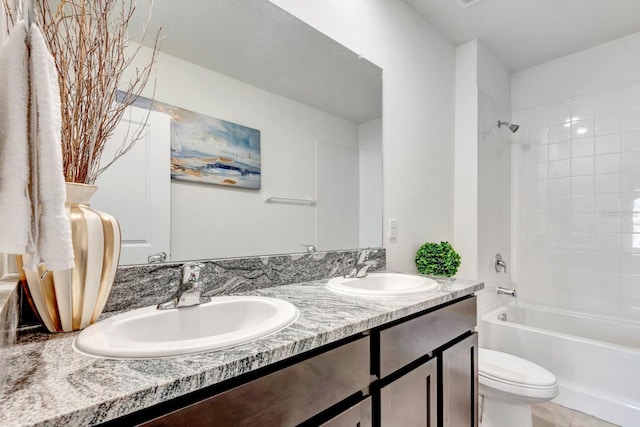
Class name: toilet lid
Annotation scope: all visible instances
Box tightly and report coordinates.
[479,348,557,387]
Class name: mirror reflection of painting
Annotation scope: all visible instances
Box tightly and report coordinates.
[170,113,261,189]
[122,92,261,189]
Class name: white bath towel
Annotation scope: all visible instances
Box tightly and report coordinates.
[0,5,8,45]
[26,24,74,272]
[0,21,31,255]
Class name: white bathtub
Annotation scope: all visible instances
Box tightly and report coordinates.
[481,303,640,427]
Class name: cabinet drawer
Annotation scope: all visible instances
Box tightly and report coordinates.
[142,336,370,427]
[378,296,476,377]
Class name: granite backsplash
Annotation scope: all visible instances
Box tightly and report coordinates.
[17,248,385,326]
[105,248,385,314]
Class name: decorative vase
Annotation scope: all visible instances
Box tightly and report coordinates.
[18,182,121,332]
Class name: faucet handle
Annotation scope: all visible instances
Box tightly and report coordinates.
[182,262,204,284]
[493,253,507,274]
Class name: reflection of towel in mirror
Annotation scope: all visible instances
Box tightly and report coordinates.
[0,3,8,45]
[25,24,74,271]
[0,21,31,255]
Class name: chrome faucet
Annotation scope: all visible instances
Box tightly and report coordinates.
[147,251,167,264]
[496,286,517,297]
[157,262,211,310]
[344,250,376,278]
[301,244,317,253]
[344,262,375,278]
[494,253,507,274]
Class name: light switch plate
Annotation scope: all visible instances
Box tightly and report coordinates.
[389,218,398,239]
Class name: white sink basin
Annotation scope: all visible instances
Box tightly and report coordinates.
[326,273,439,296]
[74,296,298,359]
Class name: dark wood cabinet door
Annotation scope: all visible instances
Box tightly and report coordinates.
[441,333,478,427]
[380,357,438,427]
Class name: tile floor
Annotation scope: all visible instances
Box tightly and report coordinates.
[532,402,620,427]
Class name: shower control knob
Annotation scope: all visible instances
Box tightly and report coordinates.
[494,253,507,274]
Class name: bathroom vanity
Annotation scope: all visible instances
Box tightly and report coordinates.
[0,274,482,426]
[378,297,477,427]
[107,296,477,426]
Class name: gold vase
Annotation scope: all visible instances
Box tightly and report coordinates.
[18,182,121,332]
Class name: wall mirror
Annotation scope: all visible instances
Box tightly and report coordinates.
[91,0,384,265]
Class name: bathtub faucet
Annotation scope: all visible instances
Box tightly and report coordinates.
[497,286,517,297]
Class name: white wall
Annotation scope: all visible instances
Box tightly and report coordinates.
[512,32,640,112]
[454,41,479,280]
[511,31,640,321]
[477,88,512,315]
[127,46,361,260]
[454,40,512,324]
[270,0,456,272]
[476,42,512,315]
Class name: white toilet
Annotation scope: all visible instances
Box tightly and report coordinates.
[479,348,559,427]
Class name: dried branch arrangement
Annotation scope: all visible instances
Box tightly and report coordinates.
[4,0,161,184]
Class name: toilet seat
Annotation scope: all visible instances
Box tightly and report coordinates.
[479,348,558,403]
[479,348,557,387]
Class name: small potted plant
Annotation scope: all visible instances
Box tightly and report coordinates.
[415,241,461,277]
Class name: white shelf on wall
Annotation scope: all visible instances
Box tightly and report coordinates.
[264,194,316,206]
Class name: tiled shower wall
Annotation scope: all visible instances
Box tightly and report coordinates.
[512,81,640,320]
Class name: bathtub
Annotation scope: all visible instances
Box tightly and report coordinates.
[481,303,640,427]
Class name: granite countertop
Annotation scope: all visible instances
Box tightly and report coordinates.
[0,275,483,426]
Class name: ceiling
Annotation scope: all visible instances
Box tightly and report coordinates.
[130,0,382,123]
[129,0,640,111]
[403,0,640,71]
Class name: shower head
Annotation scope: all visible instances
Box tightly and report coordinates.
[497,120,519,133]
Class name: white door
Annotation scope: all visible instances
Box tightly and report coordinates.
[93,106,171,265]
[316,139,359,251]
